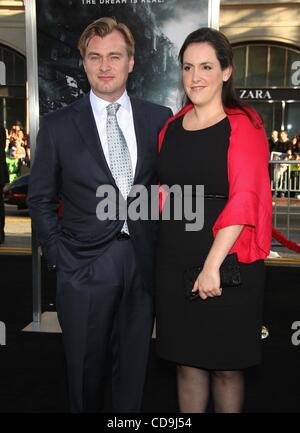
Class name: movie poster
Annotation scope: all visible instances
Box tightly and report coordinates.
[36,0,210,114]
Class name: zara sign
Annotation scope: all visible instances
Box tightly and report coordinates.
[238,87,300,102]
[239,89,271,100]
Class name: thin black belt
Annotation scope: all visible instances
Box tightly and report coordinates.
[181,193,228,199]
[168,192,228,199]
[204,194,228,199]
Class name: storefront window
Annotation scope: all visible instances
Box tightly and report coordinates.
[250,101,283,135]
[2,49,14,86]
[0,45,26,86]
[233,43,300,89]
[233,46,246,87]
[285,102,300,138]
[247,45,268,87]
[269,46,286,87]
[14,55,26,86]
[250,101,274,134]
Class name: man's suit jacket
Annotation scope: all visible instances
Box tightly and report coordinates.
[28,94,172,291]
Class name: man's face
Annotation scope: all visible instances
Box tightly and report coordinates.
[83,30,134,102]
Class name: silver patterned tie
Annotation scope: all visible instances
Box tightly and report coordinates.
[106,102,133,234]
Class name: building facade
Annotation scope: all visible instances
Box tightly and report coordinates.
[1,1,300,137]
[220,0,300,137]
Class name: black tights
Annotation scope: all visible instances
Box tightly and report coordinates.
[177,365,244,413]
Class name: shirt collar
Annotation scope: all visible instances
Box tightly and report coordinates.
[89,89,131,116]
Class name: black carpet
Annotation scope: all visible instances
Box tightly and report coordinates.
[0,256,299,413]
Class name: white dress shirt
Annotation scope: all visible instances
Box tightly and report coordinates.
[89,89,137,176]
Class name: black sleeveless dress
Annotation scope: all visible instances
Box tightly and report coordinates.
[155,116,265,370]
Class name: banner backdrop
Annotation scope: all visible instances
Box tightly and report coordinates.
[36,0,210,115]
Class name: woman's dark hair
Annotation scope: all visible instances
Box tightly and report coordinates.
[179,27,258,126]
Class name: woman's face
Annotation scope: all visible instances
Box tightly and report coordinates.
[182,42,231,108]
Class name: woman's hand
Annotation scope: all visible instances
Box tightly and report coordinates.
[192,266,222,300]
[191,225,244,300]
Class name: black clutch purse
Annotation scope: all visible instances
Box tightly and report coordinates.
[183,253,242,301]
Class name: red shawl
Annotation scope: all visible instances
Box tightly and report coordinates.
[158,104,272,263]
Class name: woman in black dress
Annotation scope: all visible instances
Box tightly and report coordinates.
[155,28,272,412]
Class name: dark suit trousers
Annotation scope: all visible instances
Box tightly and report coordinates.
[56,238,153,413]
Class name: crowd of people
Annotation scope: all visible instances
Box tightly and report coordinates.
[269,129,300,155]
[269,130,300,198]
[0,121,30,243]
[4,121,30,183]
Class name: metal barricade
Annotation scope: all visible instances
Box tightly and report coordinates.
[269,159,300,241]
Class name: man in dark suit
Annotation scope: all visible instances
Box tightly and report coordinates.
[28,17,171,412]
[0,124,9,243]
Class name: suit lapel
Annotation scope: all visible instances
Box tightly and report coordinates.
[72,95,147,187]
[71,94,116,185]
[131,97,147,184]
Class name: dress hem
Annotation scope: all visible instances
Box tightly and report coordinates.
[156,350,261,371]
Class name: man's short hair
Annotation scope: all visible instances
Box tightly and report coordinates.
[78,17,135,59]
